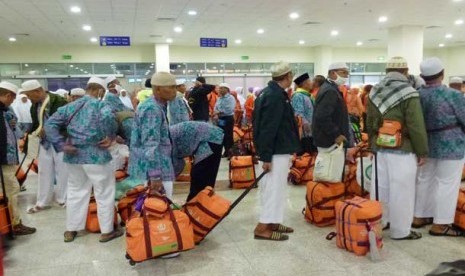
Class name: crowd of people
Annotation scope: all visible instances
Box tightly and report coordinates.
[0,56,465,252]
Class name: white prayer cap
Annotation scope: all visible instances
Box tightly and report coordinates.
[270,61,292,78]
[21,80,42,92]
[0,81,18,94]
[87,77,106,88]
[420,57,444,77]
[105,75,117,86]
[56,89,69,97]
[386,56,408,69]
[176,79,185,86]
[219,83,231,90]
[151,72,176,86]
[450,77,463,84]
[328,62,349,71]
[70,88,86,96]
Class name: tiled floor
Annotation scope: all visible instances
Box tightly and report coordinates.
[4,159,465,276]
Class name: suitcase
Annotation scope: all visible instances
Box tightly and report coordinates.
[288,153,314,185]
[0,166,15,238]
[175,157,192,182]
[454,189,465,230]
[125,201,195,265]
[183,171,267,244]
[303,181,346,227]
[229,156,256,189]
[117,185,147,224]
[86,196,118,233]
[233,126,245,143]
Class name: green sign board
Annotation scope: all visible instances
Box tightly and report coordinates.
[241,56,249,60]
[62,55,72,60]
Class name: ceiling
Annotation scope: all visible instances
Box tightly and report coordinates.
[0,0,464,48]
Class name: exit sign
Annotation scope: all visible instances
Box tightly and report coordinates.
[241,56,249,60]
[62,55,72,60]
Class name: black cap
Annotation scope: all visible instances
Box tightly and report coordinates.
[145,78,152,88]
[196,76,206,84]
[294,73,310,86]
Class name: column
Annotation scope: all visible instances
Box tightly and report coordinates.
[387,26,424,75]
[313,46,333,76]
[155,44,170,72]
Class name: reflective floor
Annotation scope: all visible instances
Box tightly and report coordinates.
[4,159,465,276]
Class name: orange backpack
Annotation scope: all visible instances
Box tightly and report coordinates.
[176,157,192,182]
[303,181,345,227]
[288,153,315,185]
[454,189,465,230]
[229,156,256,189]
[182,186,231,244]
[329,196,383,256]
[86,196,118,233]
[118,185,147,224]
[144,195,169,219]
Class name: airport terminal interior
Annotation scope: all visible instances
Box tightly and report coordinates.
[1,0,465,275]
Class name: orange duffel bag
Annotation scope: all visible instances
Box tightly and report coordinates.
[303,181,345,227]
[118,185,147,223]
[454,189,465,230]
[328,196,383,256]
[86,196,118,233]
[175,157,192,182]
[288,153,314,185]
[183,186,231,244]
[0,195,13,235]
[229,156,256,189]
[126,207,195,264]
[233,126,245,143]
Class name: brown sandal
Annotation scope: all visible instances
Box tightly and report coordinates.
[429,225,465,237]
[272,224,294,233]
[412,217,433,228]
[64,231,77,242]
[100,228,124,243]
[254,231,289,241]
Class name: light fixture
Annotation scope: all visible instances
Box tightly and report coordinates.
[378,16,388,23]
[289,12,299,20]
[8,37,16,42]
[453,0,463,2]
[356,41,363,46]
[445,33,453,39]
[44,69,48,72]
[174,26,183,33]
[166,38,173,43]
[188,10,197,16]
[439,43,445,47]
[84,71,88,74]
[257,28,264,34]
[299,40,305,45]
[24,64,28,67]
[70,6,81,13]
[75,67,79,69]
[235,39,242,44]
[455,19,464,25]
[82,25,92,31]
[70,65,74,68]
[90,37,98,43]
[331,30,339,36]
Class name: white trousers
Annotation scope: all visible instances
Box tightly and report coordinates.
[66,163,115,234]
[162,181,173,199]
[415,158,463,224]
[259,155,291,224]
[37,145,68,206]
[371,152,417,239]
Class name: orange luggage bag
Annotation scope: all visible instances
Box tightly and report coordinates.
[229,156,256,189]
[454,189,465,230]
[175,157,192,182]
[233,126,244,143]
[0,167,14,237]
[118,185,146,224]
[289,153,315,185]
[86,196,118,233]
[303,182,345,227]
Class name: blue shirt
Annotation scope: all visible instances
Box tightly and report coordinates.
[3,108,18,165]
[291,89,314,137]
[168,92,191,126]
[214,94,236,117]
[45,95,116,164]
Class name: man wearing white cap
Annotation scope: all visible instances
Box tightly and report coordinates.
[449,77,464,92]
[167,79,192,126]
[21,80,69,213]
[45,77,122,243]
[413,57,465,237]
[367,56,428,240]
[253,61,300,241]
[11,94,32,138]
[0,81,36,235]
[69,88,86,102]
[213,83,236,158]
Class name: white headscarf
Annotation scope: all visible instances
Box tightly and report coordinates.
[119,89,134,110]
[235,87,246,109]
[12,94,32,123]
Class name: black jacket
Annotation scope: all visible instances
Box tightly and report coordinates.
[188,84,215,121]
[312,80,350,148]
[253,81,300,162]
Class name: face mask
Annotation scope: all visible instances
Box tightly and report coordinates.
[114,84,123,94]
[334,73,348,86]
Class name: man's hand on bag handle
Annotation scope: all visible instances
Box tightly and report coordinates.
[417,157,426,167]
[335,135,347,145]
[262,162,272,172]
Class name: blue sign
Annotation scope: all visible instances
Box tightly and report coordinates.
[100,36,131,46]
[200,38,227,48]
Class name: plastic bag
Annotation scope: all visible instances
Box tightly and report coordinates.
[313,144,345,183]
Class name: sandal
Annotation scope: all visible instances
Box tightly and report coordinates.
[412,217,433,229]
[27,205,51,214]
[383,223,390,231]
[13,222,36,236]
[64,231,78,242]
[392,231,422,240]
[254,231,289,241]
[99,228,124,243]
[272,224,294,233]
[429,225,465,237]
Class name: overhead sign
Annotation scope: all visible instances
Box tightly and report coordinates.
[62,54,72,60]
[241,56,249,60]
[100,36,131,46]
[200,38,227,48]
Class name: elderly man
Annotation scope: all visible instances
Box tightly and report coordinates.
[69,88,85,102]
[21,80,69,212]
[367,56,428,240]
[292,73,316,154]
[0,81,36,235]
[188,77,216,122]
[45,77,121,243]
[168,80,192,125]
[253,62,300,241]
[449,77,464,92]
[213,83,236,158]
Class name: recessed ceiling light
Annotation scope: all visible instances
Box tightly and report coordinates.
[356,41,363,46]
[174,26,183,33]
[44,69,48,71]
[166,38,173,43]
[188,10,197,16]
[70,6,81,13]
[82,25,92,31]
[289,12,299,20]
[439,43,445,47]
[257,28,264,34]
[90,37,98,43]
[378,16,388,23]
[8,37,16,42]
[453,0,463,2]
[331,30,339,36]
[299,40,305,45]
[235,39,242,44]
[70,65,74,68]
[75,67,79,69]
[445,33,453,39]
[24,64,28,67]
[455,19,464,25]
